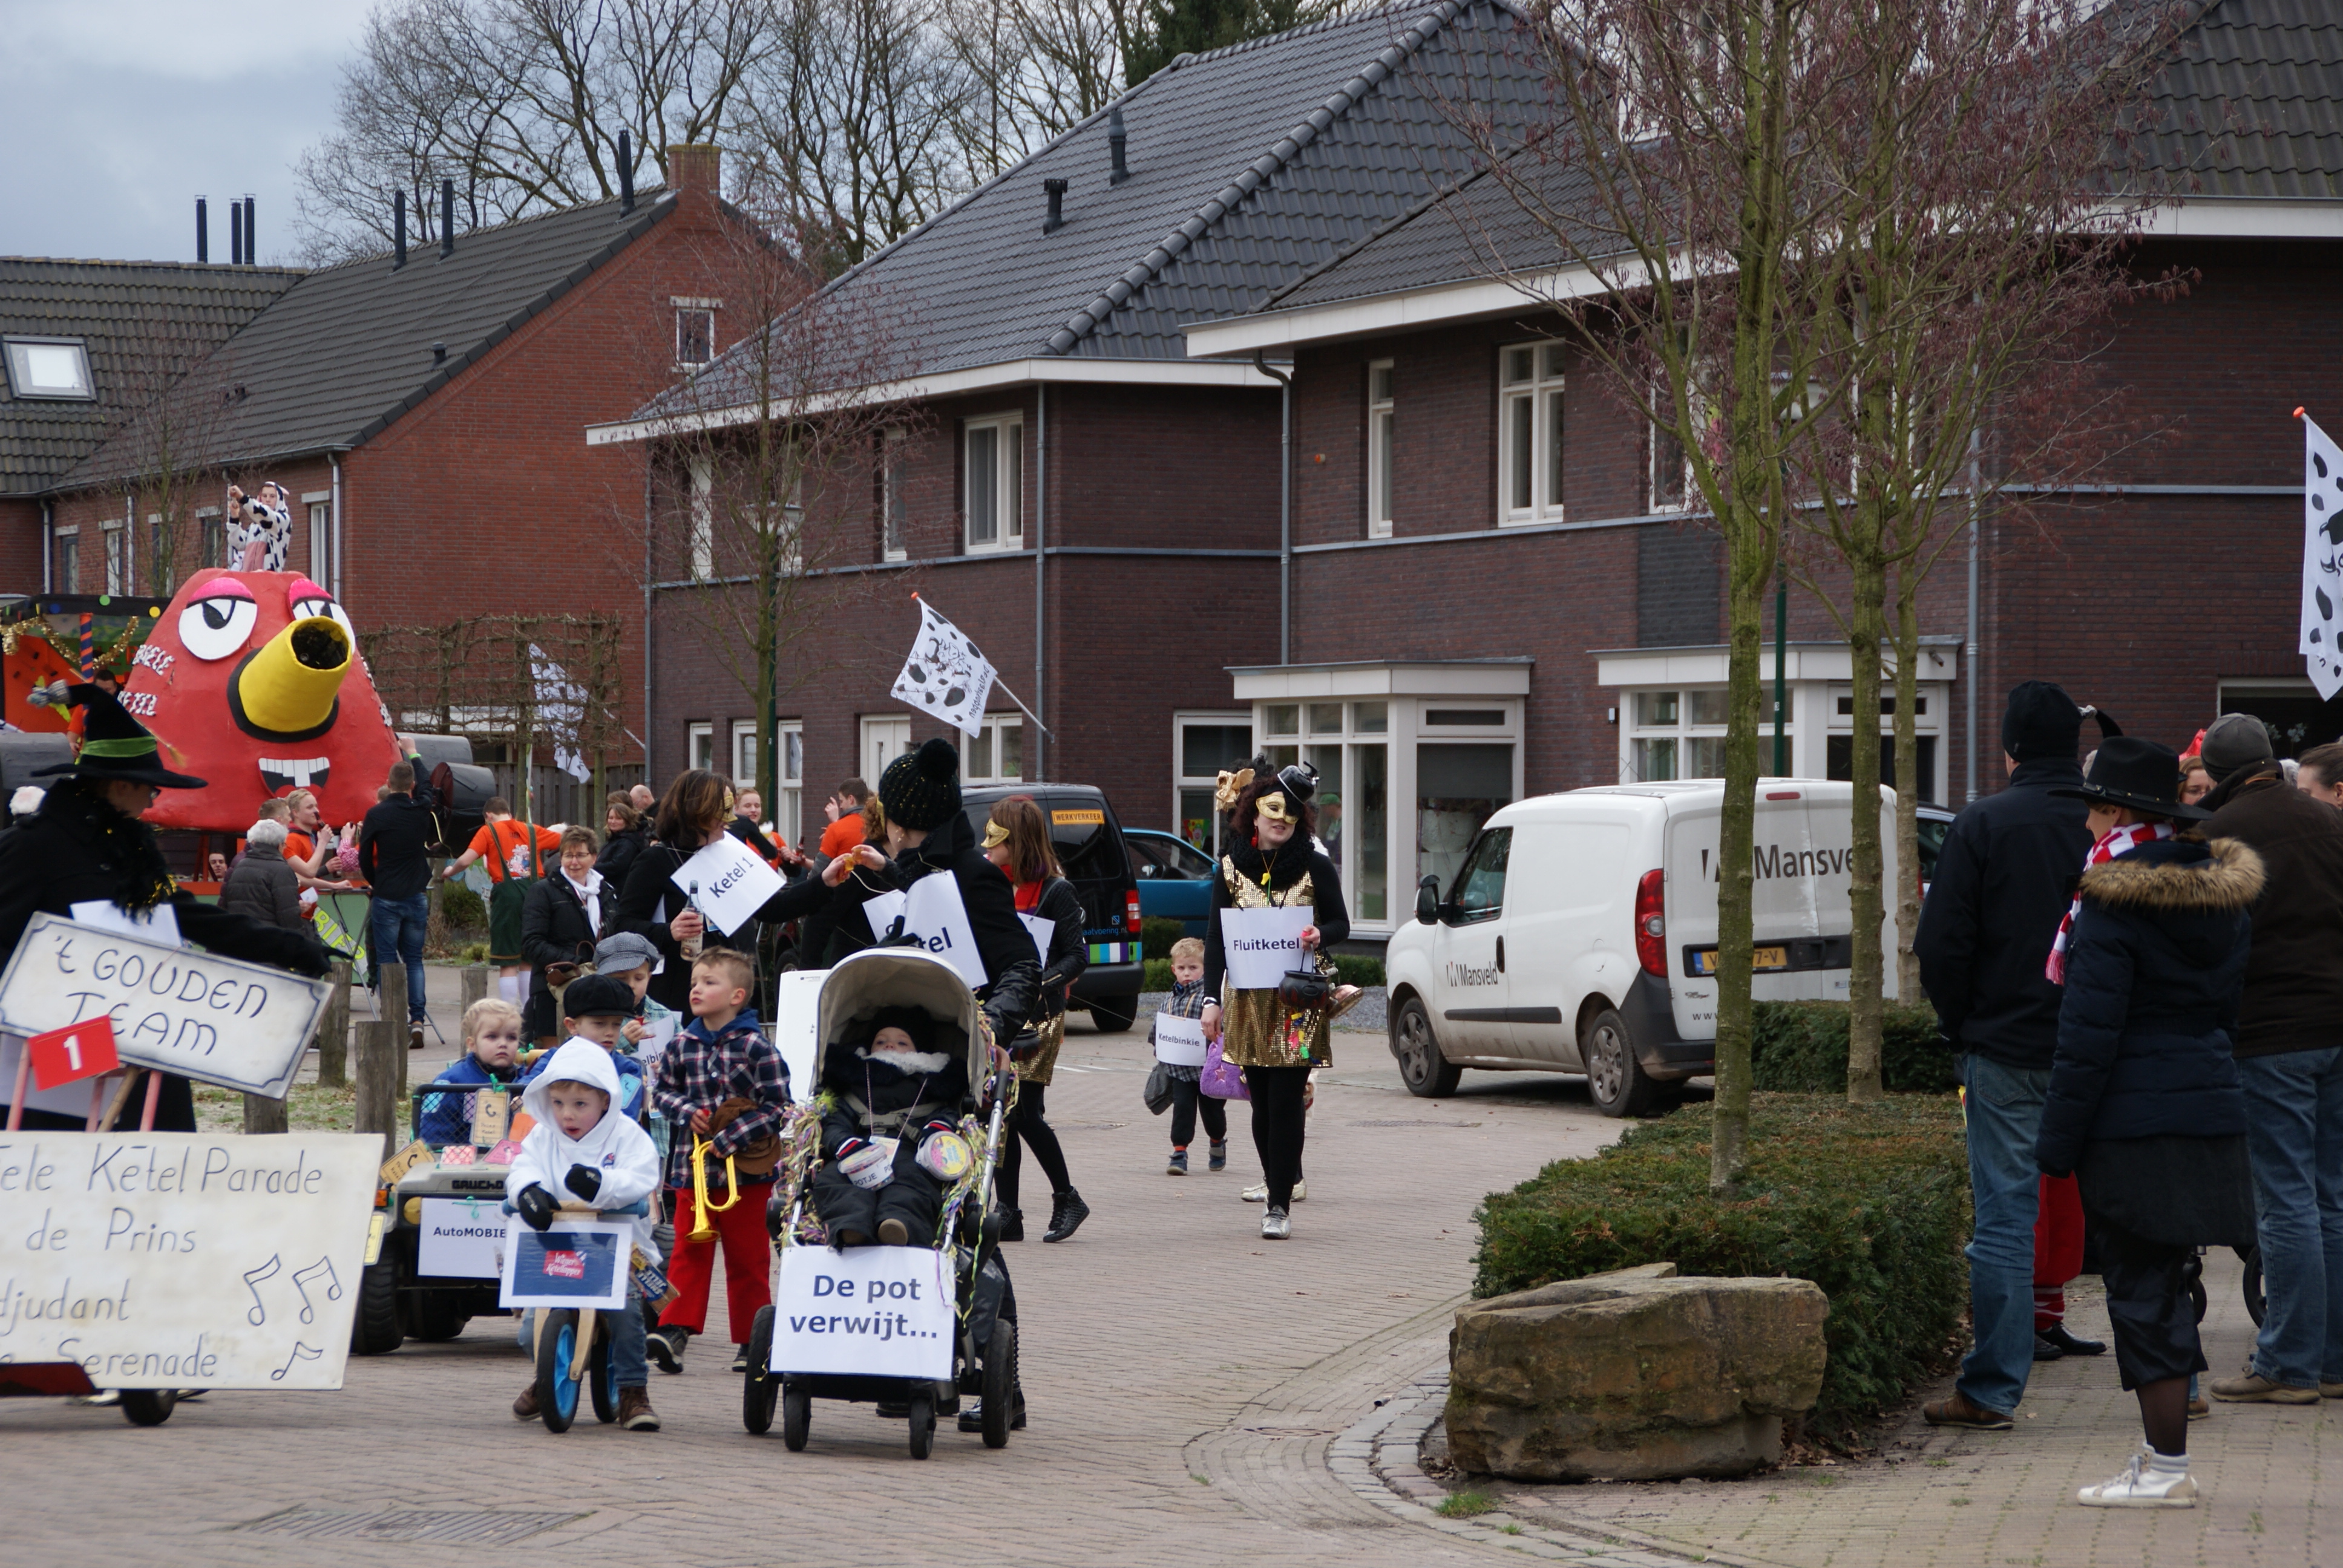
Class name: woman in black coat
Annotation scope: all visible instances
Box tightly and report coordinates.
[0,684,329,1131]
[980,795,1091,1243]
[595,792,652,888]
[2036,737,2261,1511]
[520,826,620,1042]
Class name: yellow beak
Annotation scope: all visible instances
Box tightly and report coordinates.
[234,616,350,737]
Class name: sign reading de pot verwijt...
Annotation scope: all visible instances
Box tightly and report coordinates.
[0,912,330,1099]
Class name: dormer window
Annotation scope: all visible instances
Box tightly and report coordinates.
[673,299,719,367]
[3,336,95,400]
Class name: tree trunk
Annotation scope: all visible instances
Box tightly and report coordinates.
[243,1093,289,1134]
[460,962,490,1016]
[315,958,352,1086]
[1714,505,1771,1191]
[1892,578,1924,1003]
[355,962,407,1158]
[1844,543,1888,1103]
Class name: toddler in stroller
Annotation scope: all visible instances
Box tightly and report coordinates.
[810,1007,971,1248]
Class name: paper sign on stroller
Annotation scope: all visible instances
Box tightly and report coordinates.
[1218,906,1314,991]
[1154,1012,1208,1066]
[772,1246,953,1380]
[859,876,986,989]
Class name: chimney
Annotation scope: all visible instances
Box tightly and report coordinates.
[431,341,448,366]
[195,198,208,263]
[1109,106,1130,184]
[393,190,407,270]
[439,179,455,258]
[667,143,721,199]
[243,195,256,264]
[1043,178,1067,234]
[230,200,244,266]
[618,129,635,214]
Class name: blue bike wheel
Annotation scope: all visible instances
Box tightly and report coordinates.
[536,1309,581,1432]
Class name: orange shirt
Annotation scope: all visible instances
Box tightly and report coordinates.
[471,819,562,881]
[820,814,865,859]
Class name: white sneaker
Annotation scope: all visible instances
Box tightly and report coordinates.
[1262,1207,1291,1240]
[2076,1452,2196,1508]
[1242,1180,1304,1203]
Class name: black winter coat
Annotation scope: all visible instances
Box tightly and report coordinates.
[520,872,618,1034]
[1916,758,2093,1068]
[1025,875,1089,1025]
[822,812,1043,1040]
[817,1034,973,1158]
[594,824,650,889]
[2035,834,2261,1178]
[2198,761,2343,1057]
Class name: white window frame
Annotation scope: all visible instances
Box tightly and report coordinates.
[195,506,223,570]
[731,720,760,789]
[860,714,911,785]
[963,414,1023,552]
[881,425,908,562]
[1366,360,1395,539]
[687,721,715,774]
[2,336,95,400]
[1622,687,1754,783]
[675,306,715,368]
[304,492,331,580]
[51,524,79,593]
[102,520,125,594]
[1498,342,1567,525]
[777,720,804,846]
[1648,408,1691,513]
[962,715,1023,784]
[688,456,714,579]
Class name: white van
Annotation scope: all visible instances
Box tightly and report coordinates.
[1383,779,1898,1116]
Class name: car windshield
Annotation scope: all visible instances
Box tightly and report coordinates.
[1916,814,1951,878]
[1132,834,1212,880]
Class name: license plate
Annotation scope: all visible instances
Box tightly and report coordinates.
[1689,946,1788,976]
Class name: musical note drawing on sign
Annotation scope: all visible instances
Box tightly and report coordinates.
[292,1256,343,1325]
[270,1341,325,1382]
[242,1253,283,1325]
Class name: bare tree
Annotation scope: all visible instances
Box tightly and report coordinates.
[110,305,242,596]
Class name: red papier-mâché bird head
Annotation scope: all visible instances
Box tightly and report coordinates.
[120,569,401,832]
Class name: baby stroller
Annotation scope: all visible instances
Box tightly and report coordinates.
[742,947,1020,1459]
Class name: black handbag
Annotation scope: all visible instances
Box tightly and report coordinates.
[1277,967,1334,1013]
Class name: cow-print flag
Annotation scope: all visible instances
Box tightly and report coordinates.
[890,598,996,737]
[2301,414,2343,700]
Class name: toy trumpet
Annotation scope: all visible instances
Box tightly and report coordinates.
[687,1132,740,1242]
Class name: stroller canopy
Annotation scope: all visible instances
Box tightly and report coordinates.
[814,947,986,1081]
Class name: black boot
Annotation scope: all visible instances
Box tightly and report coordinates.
[2038,1322,2106,1357]
[1043,1188,1089,1244]
[998,1209,1024,1243]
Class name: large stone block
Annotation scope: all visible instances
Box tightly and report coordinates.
[1446,1262,1829,1480]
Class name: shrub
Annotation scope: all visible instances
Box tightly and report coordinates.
[1140,916,1188,960]
[438,880,487,930]
[1751,1001,1953,1093]
[1472,1093,1968,1446]
[1331,953,1384,987]
[1144,958,1173,990]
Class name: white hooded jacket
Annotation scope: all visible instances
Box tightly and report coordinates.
[508,1039,663,1263]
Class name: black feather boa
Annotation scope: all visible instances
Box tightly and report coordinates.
[39,779,177,911]
[1224,832,1316,893]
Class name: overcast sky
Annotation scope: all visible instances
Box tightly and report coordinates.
[0,0,371,264]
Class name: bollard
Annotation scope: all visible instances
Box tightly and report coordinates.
[243,1093,289,1134]
[460,962,489,1015]
[354,961,407,1158]
[316,959,353,1086]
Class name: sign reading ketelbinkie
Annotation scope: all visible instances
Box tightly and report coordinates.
[0,912,330,1099]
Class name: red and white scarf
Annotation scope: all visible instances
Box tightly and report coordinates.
[2045,820,2175,985]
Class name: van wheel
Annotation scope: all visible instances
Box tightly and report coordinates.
[1582,1008,1660,1118]
[1392,998,1461,1098]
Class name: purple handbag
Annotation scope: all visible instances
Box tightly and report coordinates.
[1200,1036,1250,1102]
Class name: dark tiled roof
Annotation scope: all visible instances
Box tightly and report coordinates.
[0,259,301,495]
[657,0,1544,413]
[2132,0,2343,198]
[61,192,677,487]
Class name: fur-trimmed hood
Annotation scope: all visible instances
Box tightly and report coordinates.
[2080,834,2264,913]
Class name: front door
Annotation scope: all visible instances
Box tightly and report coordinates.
[861,716,911,787]
[1430,826,1513,1060]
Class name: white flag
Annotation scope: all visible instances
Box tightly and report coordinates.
[529,642,593,782]
[2301,415,2343,700]
[890,600,995,737]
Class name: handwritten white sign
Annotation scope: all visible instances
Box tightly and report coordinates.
[498,1217,631,1310]
[417,1196,508,1280]
[672,833,785,939]
[0,1132,379,1389]
[0,912,330,1098]
[1154,1011,1207,1067]
[1219,906,1314,991]
[770,1244,952,1379]
[860,875,985,989]
[1018,912,1054,963]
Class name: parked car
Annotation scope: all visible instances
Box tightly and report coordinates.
[1915,803,1955,897]
[1123,828,1216,936]
[959,783,1145,1031]
[1383,779,1900,1116]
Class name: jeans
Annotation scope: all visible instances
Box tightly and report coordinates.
[1959,1054,2051,1415]
[369,892,430,1022]
[2240,1048,2343,1388]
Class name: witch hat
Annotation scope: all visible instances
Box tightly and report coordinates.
[29,682,208,789]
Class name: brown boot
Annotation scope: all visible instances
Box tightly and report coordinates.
[1921,1390,2013,1430]
[513,1382,540,1421]
[618,1387,661,1431]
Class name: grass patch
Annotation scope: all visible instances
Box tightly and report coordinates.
[1752,1001,1953,1094]
[192,1079,360,1134]
[1434,1491,1498,1518]
[1472,1093,1969,1448]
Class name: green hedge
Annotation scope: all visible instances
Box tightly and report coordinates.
[1751,1001,1954,1093]
[1144,952,1386,991]
[438,881,487,930]
[1141,916,1189,960]
[1472,1094,1968,1445]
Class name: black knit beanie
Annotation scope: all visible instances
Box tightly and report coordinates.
[1999,681,2082,763]
[878,736,962,831]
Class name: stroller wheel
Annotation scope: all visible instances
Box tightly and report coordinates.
[906,1388,935,1460]
[980,1319,1017,1449]
[742,1307,778,1435]
[782,1383,811,1451]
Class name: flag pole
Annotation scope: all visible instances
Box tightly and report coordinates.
[908,592,1055,738]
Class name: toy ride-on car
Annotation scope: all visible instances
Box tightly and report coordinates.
[740,947,1021,1460]
[353,1080,529,1354]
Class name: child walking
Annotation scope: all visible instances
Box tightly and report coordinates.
[647,949,790,1375]
[1153,937,1226,1175]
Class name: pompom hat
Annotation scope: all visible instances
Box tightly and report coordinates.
[878,736,962,831]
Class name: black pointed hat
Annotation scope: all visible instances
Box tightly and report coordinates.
[30,682,208,789]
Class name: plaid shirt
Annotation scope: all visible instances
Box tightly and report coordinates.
[649,1008,790,1190]
[1151,976,1210,1082]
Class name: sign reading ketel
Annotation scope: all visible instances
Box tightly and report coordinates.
[0,912,330,1099]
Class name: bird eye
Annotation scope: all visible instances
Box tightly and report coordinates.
[179,584,258,660]
[290,595,356,643]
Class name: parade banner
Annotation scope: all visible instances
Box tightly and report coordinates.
[770,1244,952,1380]
[1153,1011,1208,1067]
[498,1217,630,1310]
[859,877,986,989]
[0,1132,379,1390]
[1218,906,1314,991]
[0,912,330,1098]
[416,1197,509,1280]
[672,833,784,939]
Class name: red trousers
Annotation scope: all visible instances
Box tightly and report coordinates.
[2033,1173,2085,1328]
[660,1181,774,1343]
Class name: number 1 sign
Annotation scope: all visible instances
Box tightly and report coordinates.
[27,1015,120,1090]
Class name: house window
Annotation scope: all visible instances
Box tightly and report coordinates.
[103,523,125,593]
[676,307,715,366]
[1299,702,1391,923]
[2,336,95,400]
[198,508,224,569]
[1499,343,1567,524]
[305,495,330,580]
[145,514,165,590]
[687,721,714,773]
[1175,714,1255,855]
[1366,360,1395,538]
[882,426,907,561]
[689,456,714,579]
[861,714,911,783]
[963,716,1022,783]
[1625,687,1786,781]
[778,721,804,846]
[52,527,78,593]
[1649,407,1690,512]
[964,415,1023,550]
[732,720,759,788]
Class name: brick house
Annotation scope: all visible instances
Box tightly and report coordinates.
[591,1,1546,883]
[1170,0,2343,932]
[13,148,747,805]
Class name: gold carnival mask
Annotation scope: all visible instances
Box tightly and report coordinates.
[981,819,1011,849]
[1253,791,1299,825]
